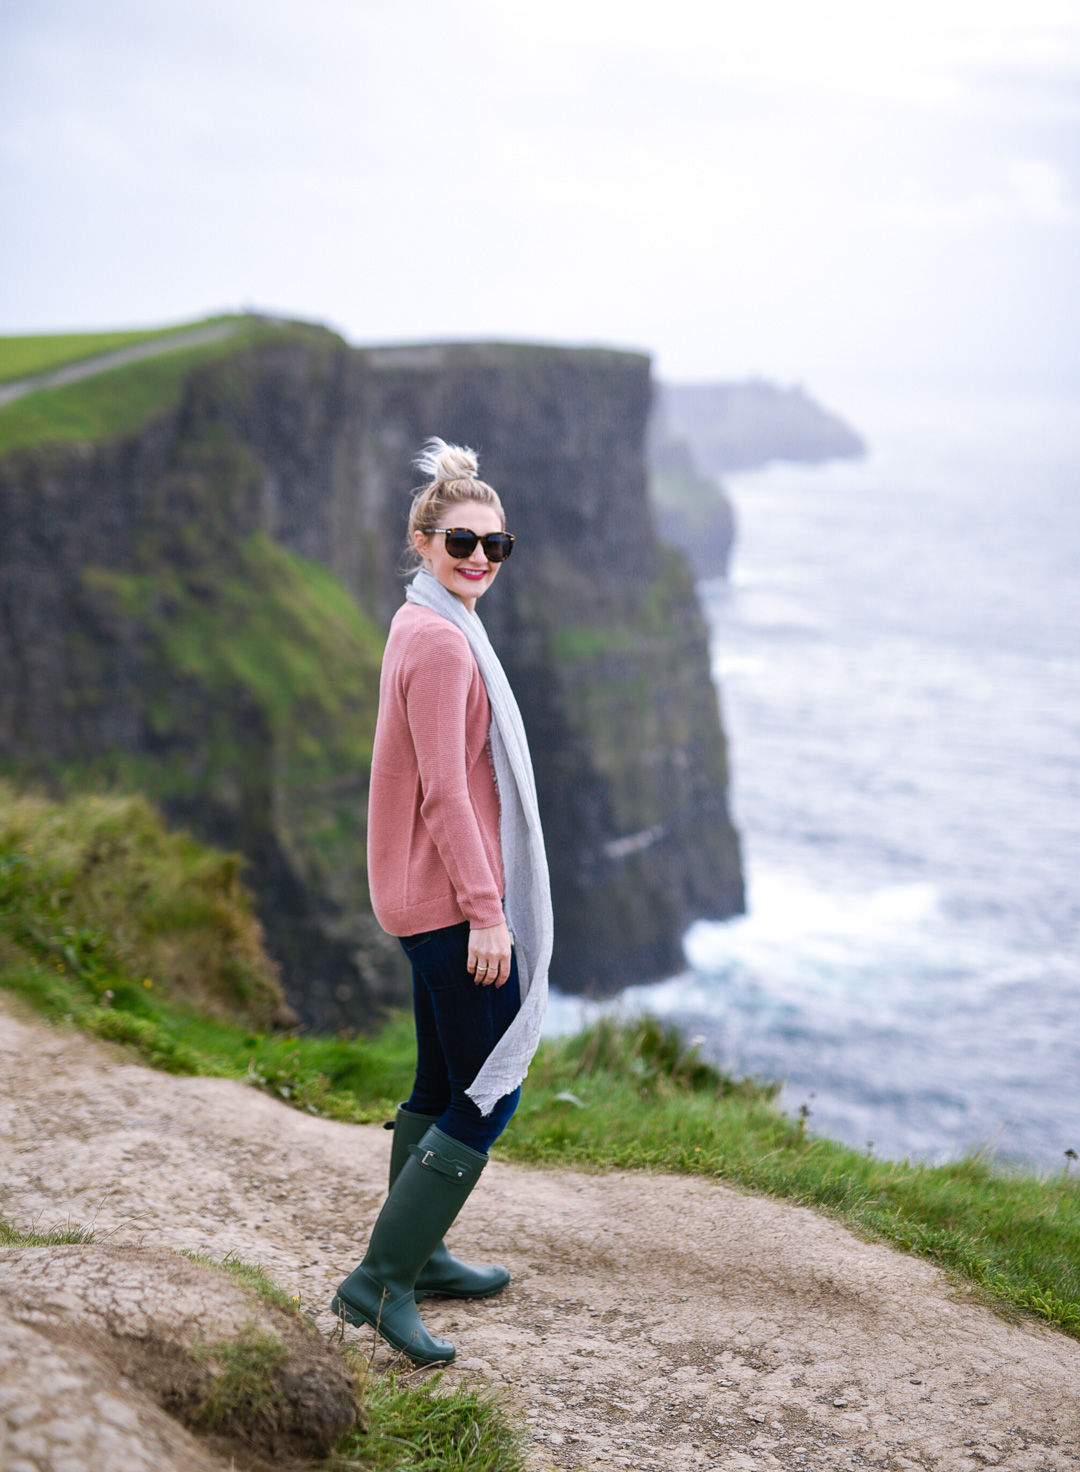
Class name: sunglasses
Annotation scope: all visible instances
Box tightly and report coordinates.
[429,527,516,562]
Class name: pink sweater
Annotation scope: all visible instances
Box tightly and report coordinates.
[367,603,505,936]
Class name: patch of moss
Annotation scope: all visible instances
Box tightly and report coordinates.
[547,545,698,661]
[547,623,637,660]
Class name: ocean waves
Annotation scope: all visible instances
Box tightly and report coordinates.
[548,386,1080,1169]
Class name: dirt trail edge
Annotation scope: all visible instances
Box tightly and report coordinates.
[1,999,1077,1472]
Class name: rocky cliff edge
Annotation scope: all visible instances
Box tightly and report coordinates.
[0,327,743,1025]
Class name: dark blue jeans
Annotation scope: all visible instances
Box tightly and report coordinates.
[400,920,521,1154]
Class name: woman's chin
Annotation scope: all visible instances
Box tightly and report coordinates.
[454,571,492,596]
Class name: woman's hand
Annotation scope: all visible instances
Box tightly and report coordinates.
[468,921,512,987]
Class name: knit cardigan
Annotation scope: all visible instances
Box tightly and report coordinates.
[367,603,505,937]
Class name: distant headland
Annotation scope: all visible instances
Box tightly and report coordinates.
[648,379,867,579]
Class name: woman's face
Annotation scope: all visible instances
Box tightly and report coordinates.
[413,499,506,612]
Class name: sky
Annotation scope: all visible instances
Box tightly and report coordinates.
[2,0,1078,390]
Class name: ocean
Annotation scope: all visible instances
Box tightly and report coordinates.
[547,384,1080,1169]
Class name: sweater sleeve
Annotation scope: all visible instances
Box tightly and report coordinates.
[400,624,505,930]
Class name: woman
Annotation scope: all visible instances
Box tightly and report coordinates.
[332,438,553,1364]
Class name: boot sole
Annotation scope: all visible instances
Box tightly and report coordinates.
[415,1275,511,1303]
[330,1293,456,1365]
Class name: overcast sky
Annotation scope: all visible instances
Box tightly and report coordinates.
[2,0,1078,389]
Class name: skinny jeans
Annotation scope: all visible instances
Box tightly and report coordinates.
[400,920,521,1153]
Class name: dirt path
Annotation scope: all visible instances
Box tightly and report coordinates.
[0,321,240,408]
[1,998,1077,1472]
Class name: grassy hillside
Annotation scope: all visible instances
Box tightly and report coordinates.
[0,780,412,1098]
[0,317,329,455]
[0,316,237,385]
[2,781,1078,1343]
[0,783,282,1032]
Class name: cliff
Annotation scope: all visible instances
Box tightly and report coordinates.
[0,325,743,1021]
[648,431,736,581]
[645,379,866,580]
[657,379,866,476]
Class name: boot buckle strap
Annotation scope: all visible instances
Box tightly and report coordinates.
[409,1143,466,1180]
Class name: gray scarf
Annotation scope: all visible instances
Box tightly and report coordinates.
[405,569,553,1114]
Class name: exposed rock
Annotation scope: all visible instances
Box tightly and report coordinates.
[347,343,744,994]
[0,1243,357,1470]
[1,1316,226,1472]
[648,431,736,581]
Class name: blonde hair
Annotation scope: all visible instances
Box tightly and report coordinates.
[405,438,505,568]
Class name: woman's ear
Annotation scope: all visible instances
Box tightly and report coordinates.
[413,529,430,564]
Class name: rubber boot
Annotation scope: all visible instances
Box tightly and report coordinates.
[331,1126,488,1364]
[389,1106,511,1302]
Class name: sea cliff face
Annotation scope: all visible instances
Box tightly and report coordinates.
[648,431,737,581]
[0,331,743,1021]
[348,344,744,993]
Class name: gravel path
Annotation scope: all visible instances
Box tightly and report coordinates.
[1,997,1078,1472]
[0,322,240,408]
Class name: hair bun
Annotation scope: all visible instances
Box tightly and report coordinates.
[414,436,479,483]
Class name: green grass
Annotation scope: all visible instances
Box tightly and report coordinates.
[0,780,412,1109]
[188,1327,289,1435]
[80,530,385,818]
[336,1367,526,1472]
[0,318,307,455]
[0,317,237,385]
[547,546,695,664]
[3,784,1079,1347]
[0,1215,97,1247]
[0,782,282,1026]
[184,1250,307,1318]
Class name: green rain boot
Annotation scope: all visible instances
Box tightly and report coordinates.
[388,1106,511,1302]
[331,1126,489,1364]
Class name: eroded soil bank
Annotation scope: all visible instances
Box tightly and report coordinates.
[1,998,1078,1471]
